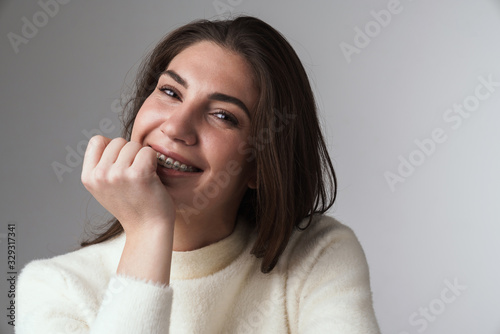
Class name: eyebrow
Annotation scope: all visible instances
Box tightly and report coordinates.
[161,70,188,88]
[208,93,250,119]
[160,69,251,119]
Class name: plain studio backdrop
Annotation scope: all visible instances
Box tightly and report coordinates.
[1,0,499,333]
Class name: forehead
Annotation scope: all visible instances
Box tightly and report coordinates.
[165,41,258,110]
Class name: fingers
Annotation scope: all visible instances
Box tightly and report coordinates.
[82,135,112,183]
[114,141,144,168]
[132,146,157,173]
[82,136,157,186]
[83,135,111,170]
[98,137,128,167]
[80,137,172,232]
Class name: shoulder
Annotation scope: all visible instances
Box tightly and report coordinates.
[287,214,365,262]
[280,215,380,332]
[281,214,371,286]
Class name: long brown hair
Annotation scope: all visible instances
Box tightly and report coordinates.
[81,16,337,273]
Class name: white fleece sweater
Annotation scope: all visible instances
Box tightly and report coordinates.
[15,215,380,333]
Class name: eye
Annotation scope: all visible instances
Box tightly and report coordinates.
[213,110,239,126]
[158,85,181,100]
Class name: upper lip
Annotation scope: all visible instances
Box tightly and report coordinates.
[148,144,203,171]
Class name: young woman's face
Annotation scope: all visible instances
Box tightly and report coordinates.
[131,41,258,222]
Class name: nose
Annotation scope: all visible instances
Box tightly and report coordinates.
[160,103,198,146]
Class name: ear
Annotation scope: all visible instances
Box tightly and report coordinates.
[248,178,257,189]
[247,168,257,189]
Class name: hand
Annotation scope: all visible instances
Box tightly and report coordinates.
[81,136,176,235]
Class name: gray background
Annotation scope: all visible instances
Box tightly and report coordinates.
[2,0,500,333]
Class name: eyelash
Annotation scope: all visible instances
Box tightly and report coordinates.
[213,110,239,126]
[157,85,239,126]
[158,85,179,99]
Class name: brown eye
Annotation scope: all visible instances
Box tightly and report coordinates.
[213,110,239,126]
[158,85,180,100]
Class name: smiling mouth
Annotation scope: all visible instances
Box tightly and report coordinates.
[155,152,202,173]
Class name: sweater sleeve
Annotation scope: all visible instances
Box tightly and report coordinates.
[290,219,381,333]
[15,259,173,334]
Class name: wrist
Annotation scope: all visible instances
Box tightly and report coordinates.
[122,216,174,240]
[118,221,174,285]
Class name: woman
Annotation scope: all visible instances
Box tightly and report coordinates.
[16,16,380,333]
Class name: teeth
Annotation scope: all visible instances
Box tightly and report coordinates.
[156,153,198,172]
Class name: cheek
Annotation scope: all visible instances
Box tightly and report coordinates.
[214,141,252,183]
[130,114,146,142]
[212,133,248,160]
[130,106,157,142]
[202,134,246,177]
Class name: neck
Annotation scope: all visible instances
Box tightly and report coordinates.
[172,205,239,251]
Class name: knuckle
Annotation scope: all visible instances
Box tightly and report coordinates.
[81,173,95,190]
[108,170,123,184]
[93,166,108,181]
[127,167,150,182]
[126,168,140,180]
[80,174,88,186]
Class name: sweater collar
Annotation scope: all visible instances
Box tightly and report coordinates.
[170,216,252,280]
